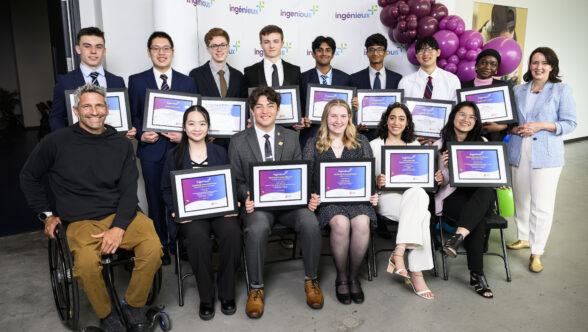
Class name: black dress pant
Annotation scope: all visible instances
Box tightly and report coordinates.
[443,187,495,274]
[179,216,242,303]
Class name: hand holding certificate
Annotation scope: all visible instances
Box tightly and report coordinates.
[447,142,511,187]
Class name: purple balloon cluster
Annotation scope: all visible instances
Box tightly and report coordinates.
[380,0,448,44]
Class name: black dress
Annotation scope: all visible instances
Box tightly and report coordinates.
[303,134,377,228]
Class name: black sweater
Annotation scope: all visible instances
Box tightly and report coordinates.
[20,123,138,230]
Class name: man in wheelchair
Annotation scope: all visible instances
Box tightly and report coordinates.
[20,84,163,332]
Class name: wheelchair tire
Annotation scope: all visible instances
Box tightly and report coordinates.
[158,311,171,332]
[48,227,79,330]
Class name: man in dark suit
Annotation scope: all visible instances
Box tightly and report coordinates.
[228,87,323,319]
[244,25,305,131]
[189,27,246,149]
[299,35,352,148]
[49,27,132,138]
[128,31,198,265]
[350,33,403,140]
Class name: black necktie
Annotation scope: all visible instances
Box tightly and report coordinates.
[373,72,381,90]
[263,134,273,161]
[424,76,433,99]
[161,74,170,91]
[90,72,100,86]
[271,64,279,87]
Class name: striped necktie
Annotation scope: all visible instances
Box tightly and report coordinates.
[423,76,433,99]
[321,74,328,85]
[160,74,170,90]
[89,72,100,86]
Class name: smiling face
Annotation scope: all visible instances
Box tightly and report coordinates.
[453,106,477,135]
[387,107,408,139]
[260,32,284,60]
[148,37,174,72]
[73,92,108,135]
[326,105,349,137]
[206,35,229,64]
[366,44,386,66]
[529,52,552,82]
[184,110,209,143]
[416,44,440,69]
[76,35,105,70]
[475,55,499,80]
[251,95,278,131]
[312,42,334,67]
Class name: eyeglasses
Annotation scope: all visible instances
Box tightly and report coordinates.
[150,46,173,53]
[367,47,386,54]
[79,104,106,112]
[456,112,477,121]
[208,43,229,50]
[417,47,437,55]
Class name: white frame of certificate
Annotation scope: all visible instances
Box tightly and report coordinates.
[457,83,518,124]
[404,97,454,139]
[170,165,238,222]
[381,146,438,191]
[247,86,302,126]
[142,89,200,133]
[356,89,404,128]
[306,84,356,124]
[318,158,374,204]
[65,88,132,132]
[447,142,511,187]
[249,161,310,210]
[200,97,247,137]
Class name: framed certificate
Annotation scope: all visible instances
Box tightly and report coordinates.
[249,161,310,210]
[319,158,374,204]
[306,84,356,123]
[457,83,517,124]
[65,88,132,132]
[356,89,404,128]
[142,89,200,133]
[170,165,238,222]
[404,98,454,138]
[247,86,302,126]
[200,97,247,137]
[381,146,438,191]
[447,142,511,187]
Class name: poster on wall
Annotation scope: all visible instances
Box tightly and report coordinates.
[473,3,528,85]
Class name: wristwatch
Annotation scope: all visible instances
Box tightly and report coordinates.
[38,211,53,222]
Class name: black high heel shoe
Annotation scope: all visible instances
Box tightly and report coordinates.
[335,280,351,305]
[443,233,464,258]
[470,272,493,299]
[349,280,364,304]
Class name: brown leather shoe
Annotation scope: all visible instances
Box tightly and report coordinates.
[245,289,264,319]
[304,279,324,309]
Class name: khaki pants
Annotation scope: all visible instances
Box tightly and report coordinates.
[66,212,162,318]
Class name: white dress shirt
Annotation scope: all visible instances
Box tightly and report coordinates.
[263,58,283,86]
[254,125,276,160]
[398,67,461,102]
[368,66,387,89]
[153,67,173,90]
[80,64,107,87]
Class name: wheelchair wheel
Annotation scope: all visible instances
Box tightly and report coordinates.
[48,226,79,330]
[146,268,162,306]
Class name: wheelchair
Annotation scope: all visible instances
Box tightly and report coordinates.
[48,223,171,331]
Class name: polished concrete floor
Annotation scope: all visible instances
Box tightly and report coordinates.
[1,141,587,332]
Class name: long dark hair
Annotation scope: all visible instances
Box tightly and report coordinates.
[374,102,416,143]
[440,101,484,153]
[173,105,210,170]
[522,47,561,83]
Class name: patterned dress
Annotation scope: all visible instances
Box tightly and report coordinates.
[302,134,377,228]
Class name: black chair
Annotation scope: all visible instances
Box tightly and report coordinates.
[48,223,170,331]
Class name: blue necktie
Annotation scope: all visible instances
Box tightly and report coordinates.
[321,74,328,85]
[160,74,170,90]
[373,72,381,90]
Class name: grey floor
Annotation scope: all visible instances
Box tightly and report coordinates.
[1,141,587,332]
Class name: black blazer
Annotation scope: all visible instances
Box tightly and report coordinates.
[243,60,301,88]
[460,78,504,88]
[189,61,247,98]
[161,142,229,212]
[349,67,402,90]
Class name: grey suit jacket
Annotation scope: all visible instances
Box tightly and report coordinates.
[228,125,302,203]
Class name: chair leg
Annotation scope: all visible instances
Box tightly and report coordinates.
[438,217,448,281]
[291,233,298,259]
[500,229,512,282]
[242,248,250,296]
[176,239,184,307]
[366,235,373,281]
[371,232,378,278]
[431,228,438,277]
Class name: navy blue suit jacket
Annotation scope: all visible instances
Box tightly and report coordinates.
[128,68,198,162]
[50,67,125,131]
[349,67,402,90]
[161,143,229,212]
[189,61,246,98]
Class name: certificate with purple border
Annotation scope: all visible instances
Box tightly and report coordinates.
[306,84,355,123]
[250,161,310,210]
[65,88,132,132]
[170,165,237,221]
[381,146,437,191]
[356,89,404,128]
[247,86,302,126]
[143,89,200,133]
[447,142,511,187]
[457,83,517,123]
[404,98,454,138]
[319,159,374,204]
